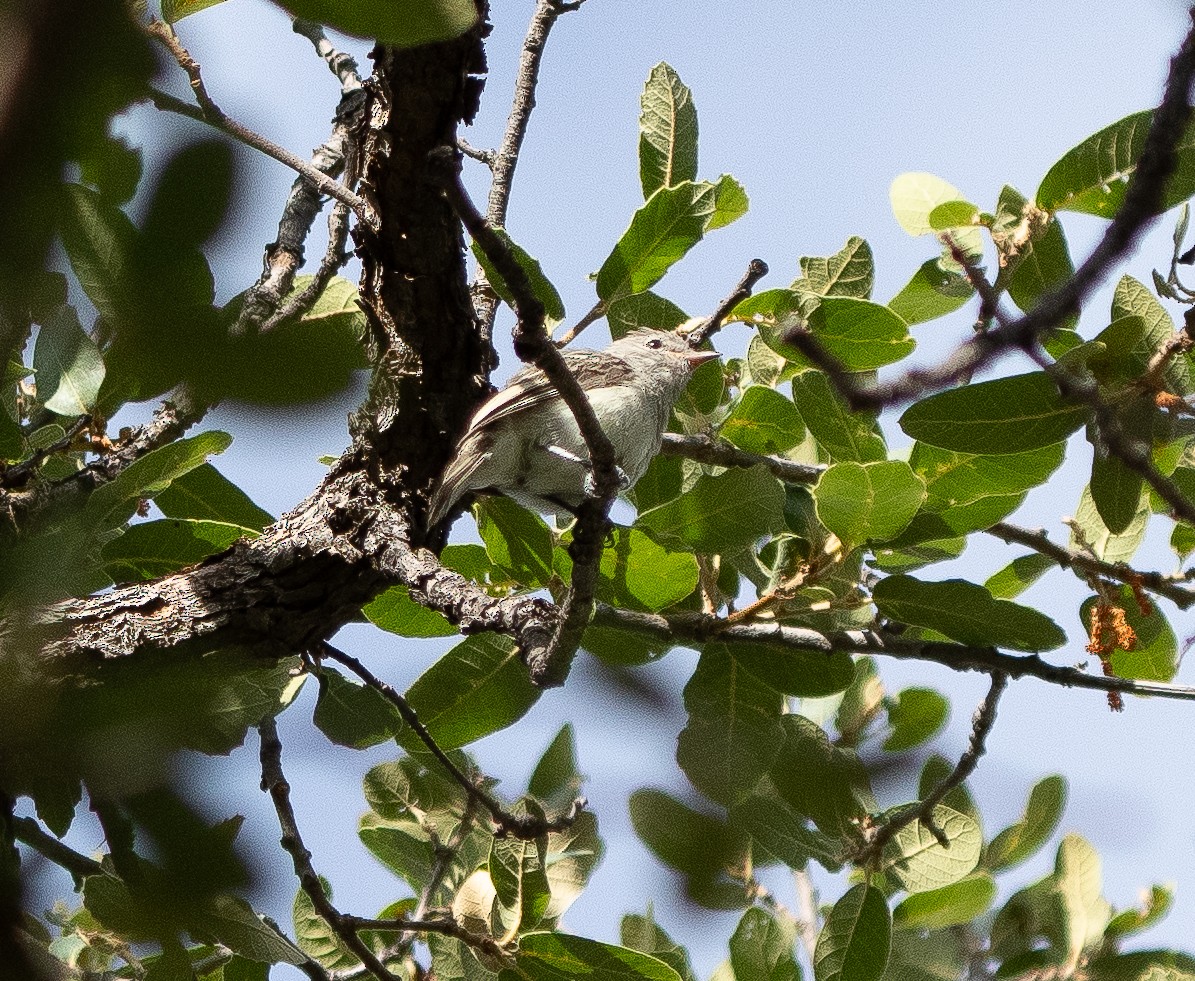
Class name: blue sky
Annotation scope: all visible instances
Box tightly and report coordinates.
[31,1,1195,976]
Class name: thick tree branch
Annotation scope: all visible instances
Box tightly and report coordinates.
[434,148,616,687]
[592,606,1195,702]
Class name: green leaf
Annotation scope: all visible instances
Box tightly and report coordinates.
[194,893,307,967]
[882,804,982,892]
[730,643,856,698]
[365,585,457,638]
[628,788,744,881]
[491,811,551,936]
[621,911,695,981]
[78,133,143,206]
[33,305,105,415]
[1037,109,1195,218]
[728,788,845,872]
[1090,452,1143,535]
[1054,833,1111,962]
[720,386,806,456]
[154,463,273,530]
[595,525,698,612]
[402,634,540,750]
[1080,585,1177,681]
[771,715,874,841]
[889,172,983,256]
[293,880,356,970]
[814,884,891,981]
[676,646,784,806]
[729,908,799,981]
[58,183,137,324]
[984,553,1055,600]
[806,298,915,372]
[928,200,979,229]
[607,292,689,339]
[884,687,948,752]
[1111,274,1188,394]
[986,774,1067,872]
[543,810,603,922]
[143,140,232,250]
[362,756,466,824]
[358,814,435,888]
[795,237,874,300]
[813,460,925,548]
[1087,951,1195,981]
[500,933,682,981]
[271,0,478,46]
[86,431,234,530]
[162,0,227,22]
[529,725,582,814]
[791,371,887,462]
[476,496,555,588]
[892,873,996,930]
[897,441,1066,543]
[994,187,1076,319]
[1071,482,1149,563]
[596,181,720,302]
[708,174,749,231]
[102,518,249,582]
[873,575,1066,652]
[472,230,565,329]
[1104,885,1174,940]
[899,372,1089,454]
[639,63,699,198]
[313,670,403,750]
[637,465,784,554]
[887,259,974,326]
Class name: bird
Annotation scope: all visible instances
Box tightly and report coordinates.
[426,329,719,526]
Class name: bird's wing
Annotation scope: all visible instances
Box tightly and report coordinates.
[467,350,636,431]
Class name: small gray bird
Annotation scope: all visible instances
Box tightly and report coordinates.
[427,329,718,526]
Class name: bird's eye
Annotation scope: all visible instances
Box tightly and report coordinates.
[646,337,663,349]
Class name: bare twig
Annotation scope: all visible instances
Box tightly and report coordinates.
[259,717,398,981]
[340,915,512,966]
[12,816,106,883]
[659,432,824,485]
[145,21,375,231]
[861,673,1007,864]
[473,0,587,345]
[554,301,608,348]
[0,414,91,489]
[319,643,584,839]
[985,521,1195,609]
[792,869,819,965]
[815,11,1195,412]
[687,258,770,345]
[433,147,617,687]
[592,605,1195,702]
[292,19,363,92]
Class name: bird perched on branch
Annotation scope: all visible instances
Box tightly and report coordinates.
[427,329,718,526]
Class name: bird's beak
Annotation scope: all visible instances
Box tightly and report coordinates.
[684,349,720,367]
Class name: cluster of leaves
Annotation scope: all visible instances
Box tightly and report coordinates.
[10,14,1195,981]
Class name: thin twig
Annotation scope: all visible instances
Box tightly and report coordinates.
[340,915,512,965]
[659,432,824,485]
[814,11,1195,412]
[0,414,91,489]
[144,20,375,231]
[259,717,398,981]
[687,258,770,345]
[433,146,617,688]
[473,0,587,345]
[861,673,1007,864]
[985,521,1195,608]
[12,816,107,883]
[592,605,1195,702]
[792,869,820,966]
[318,643,584,839]
[554,300,608,348]
[292,19,363,92]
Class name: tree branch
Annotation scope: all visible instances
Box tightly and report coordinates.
[11,816,106,883]
[259,717,399,981]
[473,0,587,345]
[797,9,1195,412]
[687,258,770,346]
[592,605,1195,702]
[433,147,617,687]
[319,643,583,840]
[145,21,376,232]
[860,672,1007,864]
